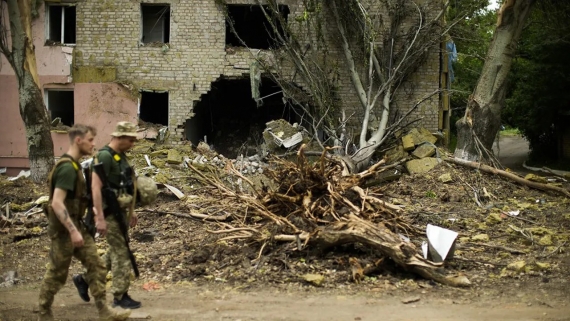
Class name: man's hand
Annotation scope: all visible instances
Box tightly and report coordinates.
[130,213,138,228]
[70,229,84,248]
[94,207,108,237]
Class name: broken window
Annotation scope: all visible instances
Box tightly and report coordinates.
[140,91,169,126]
[141,4,170,44]
[46,4,76,45]
[225,5,290,50]
[45,90,74,126]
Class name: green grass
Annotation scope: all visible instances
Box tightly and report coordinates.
[499,128,521,136]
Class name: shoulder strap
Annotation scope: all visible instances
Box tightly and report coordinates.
[99,145,122,163]
[47,156,82,201]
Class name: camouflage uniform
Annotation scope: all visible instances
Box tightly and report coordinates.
[38,155,130,321]
[85,145,136,300]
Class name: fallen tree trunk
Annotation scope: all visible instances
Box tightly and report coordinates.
[312,214,471,287]
[445,157,570,198]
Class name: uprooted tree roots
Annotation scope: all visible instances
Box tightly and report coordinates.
[179,145,471,287]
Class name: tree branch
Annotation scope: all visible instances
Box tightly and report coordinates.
[331,0,369,112]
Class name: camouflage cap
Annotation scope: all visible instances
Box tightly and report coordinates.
[111,121,138,138]
[137,176,158,205]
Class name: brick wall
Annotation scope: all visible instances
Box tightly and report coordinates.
[73,0,443,144]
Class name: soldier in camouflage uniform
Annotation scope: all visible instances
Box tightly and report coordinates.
[38,124,131,321]
[74,121,142,309]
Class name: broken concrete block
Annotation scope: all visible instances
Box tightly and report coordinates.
[0,270,19,287]
[486,213,502,224]
[151,159,166,168]
[507,261,526,273]
[526,227,553,235]
[412,144,436,159]
[418,127,439,144]
[405,158,439,174]
[149,150,166,157]
[401,134,415,151]
[438,173,452,183]
[384,145,408,164]
[302,273,325,286]
[166,150,183,164]
[408,127,438,146]
[263,119,303,152]
[197,141,212,154]
[538,234,553,246]
[471,234,490,242]
[524,173,548,184]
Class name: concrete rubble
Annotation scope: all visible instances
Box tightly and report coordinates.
[262,119,306,152]
[386,127,443,175]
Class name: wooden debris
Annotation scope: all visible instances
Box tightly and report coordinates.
[445,157,570,197]
[163,183,186,200]
[180,145,469,287]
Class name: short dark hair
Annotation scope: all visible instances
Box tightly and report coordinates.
[68,124,97,142]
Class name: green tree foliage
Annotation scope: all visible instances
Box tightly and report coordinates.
[504,3,570,163]
[447,1,496,128]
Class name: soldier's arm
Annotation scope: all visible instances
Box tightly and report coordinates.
[52,188,84,247]
[91,171,105,223]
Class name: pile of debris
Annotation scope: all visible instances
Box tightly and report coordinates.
[384,127,442,174]
[2,121,570,291]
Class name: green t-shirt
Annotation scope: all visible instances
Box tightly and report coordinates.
[52,159,79,200]
[95,146,131,189]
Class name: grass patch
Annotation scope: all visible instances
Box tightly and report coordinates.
[499,128,521,137]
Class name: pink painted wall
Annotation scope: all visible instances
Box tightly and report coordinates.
[0,80,138,172]
[74,83,139,150]
[0,76,71,175]
[0,2,71,80]
[0,4,138,174]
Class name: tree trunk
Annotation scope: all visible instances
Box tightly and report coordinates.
[20,72,54,182]
[313,214,471,287]
[454,0,536,161]
[1,0,54,182]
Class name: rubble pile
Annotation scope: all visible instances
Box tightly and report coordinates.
[384,127,442,174]
[1,122,570,292]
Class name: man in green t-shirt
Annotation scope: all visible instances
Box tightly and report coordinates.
[73,121,142,309]
[38,124,130,321]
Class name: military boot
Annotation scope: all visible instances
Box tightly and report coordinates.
[72,274,90,302]
[113,292,141,309]
[37,308,54,321]
[96,301,131,321]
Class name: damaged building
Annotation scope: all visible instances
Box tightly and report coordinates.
[0,0,451,174]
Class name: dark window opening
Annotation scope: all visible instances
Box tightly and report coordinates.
[186,77,300,158]
[46,90,74,126]
[47,5,76,44]
[225,5,290,50]
[140,92,169,126]
[141,4,170,44]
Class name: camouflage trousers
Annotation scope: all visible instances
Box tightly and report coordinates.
[38,225,107,311]
[86,213,132,300]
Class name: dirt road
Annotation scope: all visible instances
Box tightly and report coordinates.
[493,135,531,174]
[1,284,569,321]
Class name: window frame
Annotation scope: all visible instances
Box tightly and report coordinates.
[45,3,77,46]
[44,88,75,127]
[140,3,171,45]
